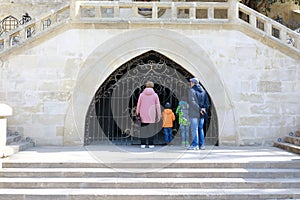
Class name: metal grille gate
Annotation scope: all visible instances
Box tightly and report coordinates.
[84,51,218,146]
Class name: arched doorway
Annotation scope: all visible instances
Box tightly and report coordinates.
[84,50,218,146]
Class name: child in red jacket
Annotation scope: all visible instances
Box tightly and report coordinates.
[162,102,175,145]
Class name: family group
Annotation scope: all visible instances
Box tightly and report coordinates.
[136,78,210,150]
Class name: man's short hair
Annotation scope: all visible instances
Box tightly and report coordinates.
[189,78,199,84]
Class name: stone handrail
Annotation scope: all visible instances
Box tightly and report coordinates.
[71,1,231,21]
[0,1,299,54]
[0,3,70,53]
[238,3,300,50]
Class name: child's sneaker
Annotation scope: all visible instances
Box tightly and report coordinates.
[149,145,155,149]
[141,145,146,149]
[200,145,205,150]
[185,141,189,147]
[187,146,199,150]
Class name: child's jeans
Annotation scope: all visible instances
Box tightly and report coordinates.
[180,124,189,144]
[163,128,173,144]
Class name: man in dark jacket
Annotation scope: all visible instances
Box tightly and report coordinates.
[197,84,210,150]
[187,77,202,150]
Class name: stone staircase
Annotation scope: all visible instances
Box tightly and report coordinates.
[274,131,300,155]
[0,160,299,199]
[1,131,34,158]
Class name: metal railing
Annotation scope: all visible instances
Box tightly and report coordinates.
[0,1,300,54]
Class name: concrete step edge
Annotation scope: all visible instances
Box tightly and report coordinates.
[0,177,299,189]
[0,170,299,178]
[2,161,300,169]
[1,177,299,182]
[0,188,299,196]
[1,168,299,172]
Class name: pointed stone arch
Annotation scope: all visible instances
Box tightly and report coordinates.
[83,50,218,145]
[63,28,236,146]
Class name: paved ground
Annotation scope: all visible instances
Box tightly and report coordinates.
[1,144,299,164]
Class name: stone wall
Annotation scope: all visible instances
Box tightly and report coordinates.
[0,26,299,146]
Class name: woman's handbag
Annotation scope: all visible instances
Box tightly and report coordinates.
[134,115,141,127]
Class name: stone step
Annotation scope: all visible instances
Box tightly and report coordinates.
[0,188,299,200]
[1,146,298,199]
[2,161,300,169]
[0,177,299,189]
[0,168,299,178]
[285,136,300,145]
[274,141,300,154]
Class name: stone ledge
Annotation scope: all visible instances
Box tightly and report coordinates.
[0,188,299,200]
[1,142,33,158]
[284,136,300,146]
[274,142,300,155]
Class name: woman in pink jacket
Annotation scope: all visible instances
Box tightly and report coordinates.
[136,81,161,149]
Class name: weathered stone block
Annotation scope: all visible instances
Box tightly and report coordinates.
[56,126,64,136]
[240,93,264,103]
[236,46,257,58]
[239,127,255,139]
[281,103,300,115]
[250,103,279,115]
[44,102,69,114]
[261,69,297,81]
[6,92,23,103]
[0,92,5,101]
[239,116,269,126]
[281,82,297,92]
[32,114,65,126]
[8,114,32,125]
[65,58,83,79]
[13,104,43,114]
[39,92,71,102]
[258,81,282,92]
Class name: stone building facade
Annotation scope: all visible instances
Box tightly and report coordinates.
[0,0,299,147]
